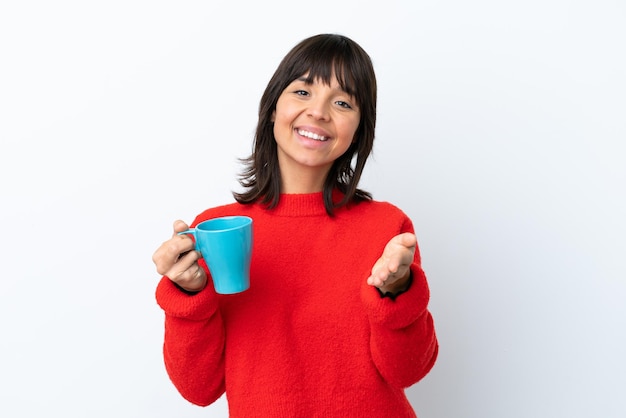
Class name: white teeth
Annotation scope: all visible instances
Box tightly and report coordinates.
[298,129,329,141]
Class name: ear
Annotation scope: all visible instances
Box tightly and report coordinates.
[271,110,276,122]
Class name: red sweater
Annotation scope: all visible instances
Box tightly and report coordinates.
[156,192,438,417]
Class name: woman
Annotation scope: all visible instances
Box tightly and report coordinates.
[153,33,438,417]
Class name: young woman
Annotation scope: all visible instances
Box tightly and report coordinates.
[152,33,438,417]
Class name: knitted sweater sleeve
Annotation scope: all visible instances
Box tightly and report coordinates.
[155,263,226,406]
[360,220,439,388]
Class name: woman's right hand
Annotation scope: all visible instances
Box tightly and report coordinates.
[152,220,207,292]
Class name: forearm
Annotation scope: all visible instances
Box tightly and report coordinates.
[163,314,226,406]
[362,264,439,388]
[156,276,226,406]
[369,308,438,388]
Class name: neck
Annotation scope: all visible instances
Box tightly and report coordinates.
[281,176,324,194]
[280,165,330,194]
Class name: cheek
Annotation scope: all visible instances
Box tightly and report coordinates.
[342,119,360,142]
[272,112,291,143]
[272,102,291,126]
[273,112,288,136]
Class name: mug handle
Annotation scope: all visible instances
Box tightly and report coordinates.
[177,229,198,259]
[177,228,196,238]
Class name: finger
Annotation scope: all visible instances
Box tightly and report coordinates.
[367,265,389,287]
[170,262,207,292]
[153,236,197,276]
[187,264,206,289]
[168,234,196,260]
[387,257,400,274]
[387,252,415,282]
[369,273,393,288]
[381,248,404,274]
[177,263,204,281]
[389,233,417,266]
[172,219,190,236]
[169,249,202,277]
[172,220,196,259]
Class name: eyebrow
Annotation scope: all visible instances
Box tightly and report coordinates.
[295,76,350,95]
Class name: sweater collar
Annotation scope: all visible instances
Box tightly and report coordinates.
[263,190,345,217]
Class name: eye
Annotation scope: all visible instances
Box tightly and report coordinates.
[294,90,309,97]
[335,100,353,109]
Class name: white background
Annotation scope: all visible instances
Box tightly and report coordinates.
[1,1,624,417]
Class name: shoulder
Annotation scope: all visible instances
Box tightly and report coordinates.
[342,198,414,230]
[350,198,408,218]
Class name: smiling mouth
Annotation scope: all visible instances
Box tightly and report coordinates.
[297,128,330,142]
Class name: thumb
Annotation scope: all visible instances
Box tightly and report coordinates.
[394,232,417,249]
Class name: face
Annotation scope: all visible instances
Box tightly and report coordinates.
[272,74,361,190]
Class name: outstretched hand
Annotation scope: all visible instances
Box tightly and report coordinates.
[367,232,417,294]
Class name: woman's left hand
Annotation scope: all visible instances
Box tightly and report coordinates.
[367,232,417,294]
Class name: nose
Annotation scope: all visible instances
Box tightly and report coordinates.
[307,97,330,121]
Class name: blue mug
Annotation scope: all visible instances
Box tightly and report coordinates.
[179,216,253,294]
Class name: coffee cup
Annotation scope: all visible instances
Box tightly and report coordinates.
[179,216,253,294]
